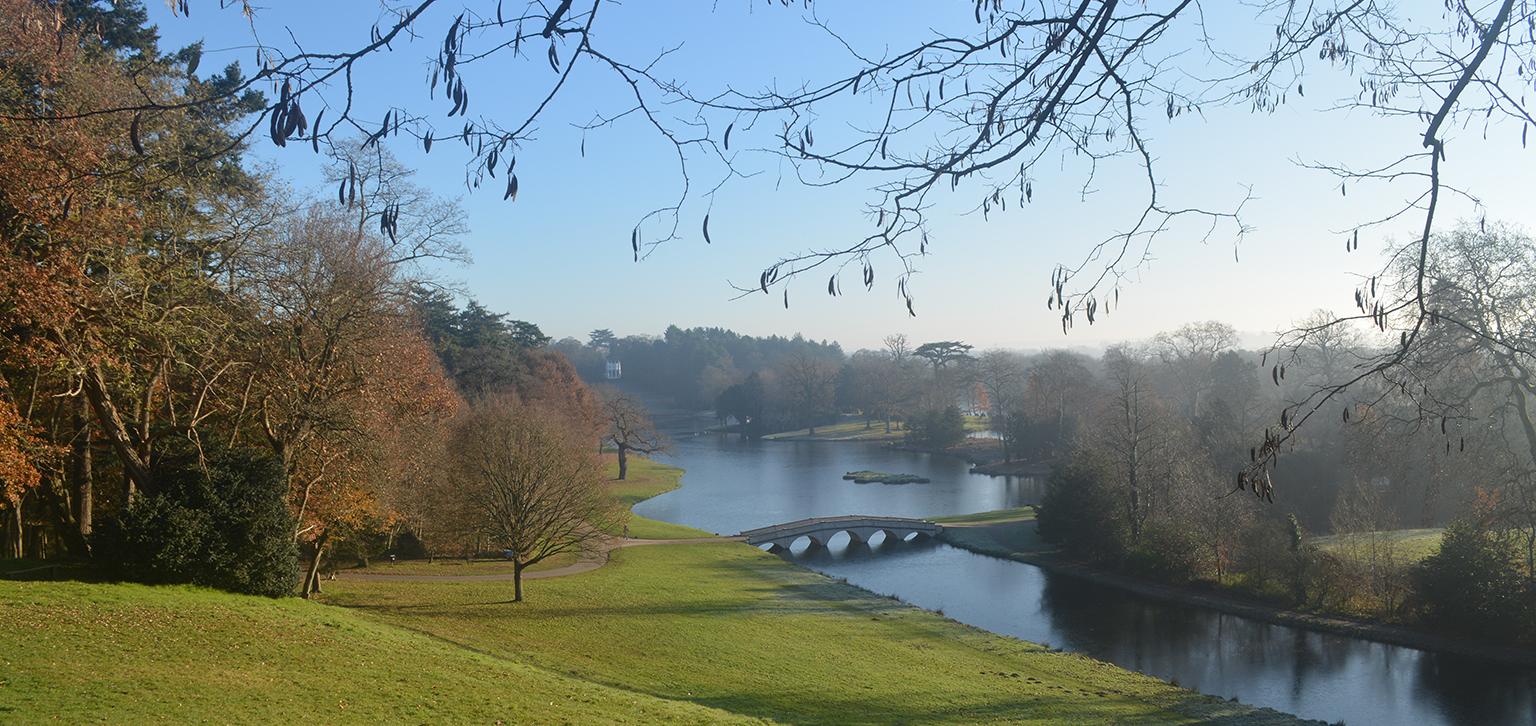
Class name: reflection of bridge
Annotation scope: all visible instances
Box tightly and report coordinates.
[739,516,940,554]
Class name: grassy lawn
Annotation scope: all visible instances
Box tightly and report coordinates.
[930,507,1037,525]
[762,417,908,441]
[762,415,991,442]
[1312,528,1446,564]
[322,542,1304,726]
[341,551,581,577]
[604,455,716,540]
[934,509,1056,558]
[0,580,764,725]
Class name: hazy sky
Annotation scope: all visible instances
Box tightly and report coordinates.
[145,1,1534,353]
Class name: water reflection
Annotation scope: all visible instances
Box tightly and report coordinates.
[792,541,1536,726]
[648,433,1536,726]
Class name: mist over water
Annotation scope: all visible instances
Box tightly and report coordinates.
[639,432,1536,726]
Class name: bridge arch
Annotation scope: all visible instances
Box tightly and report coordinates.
[740,516,941,555]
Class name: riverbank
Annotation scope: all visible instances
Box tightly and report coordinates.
[888,436,1056,477]
[934,508,1536,668]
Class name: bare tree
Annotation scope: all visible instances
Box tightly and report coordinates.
[973,349,1027,461]
[1023,350,1096,458]
[1095,344,1179,542]
[776,353,841,435]
[842,350,917,433]
[599,389,673,481]
[1151,321,1239,420]
[448,398,619,602]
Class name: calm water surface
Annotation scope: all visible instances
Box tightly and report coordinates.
[637,432,1536,726]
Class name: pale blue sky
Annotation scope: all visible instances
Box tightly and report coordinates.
[145,1,1534,353]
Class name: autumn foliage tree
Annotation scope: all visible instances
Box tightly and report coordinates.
[1,0,266,554]
[0,3,468,599]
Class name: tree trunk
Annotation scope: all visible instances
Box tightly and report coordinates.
[302,531,330,599]
[513,559,525,602]
[70,397,92,539]
[616,446,629,480]
[80,362,153,500]
[5,500,21,558]
[37,480,89,558]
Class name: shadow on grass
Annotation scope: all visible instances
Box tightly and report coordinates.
[0,558,108,583]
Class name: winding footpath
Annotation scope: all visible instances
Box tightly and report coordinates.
[334,536,746,582]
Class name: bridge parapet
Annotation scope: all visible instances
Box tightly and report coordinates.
[740,515,940,554]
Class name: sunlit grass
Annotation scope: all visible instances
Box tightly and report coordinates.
[322,542,1300,725]
[930,506,1037,525]
[1312,528,1446,564]
[762,414,991,441]
[0,580,764,725]
[342,551,581,576]
[604,455,717,539]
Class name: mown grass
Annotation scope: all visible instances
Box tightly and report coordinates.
[0,579,766,725]
[762,415,990,442]
[930,506,1037,525]
[761,417,907,441]
[342,551,581,577]
[323,542,1309,725]
[604,455,716,540]
[933,507,1056,557]
[1312,528,1446,564]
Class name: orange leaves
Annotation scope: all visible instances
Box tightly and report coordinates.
[0,397,47,507]
[0,0,144,361]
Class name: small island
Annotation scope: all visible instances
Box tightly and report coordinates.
[843,470,931,484]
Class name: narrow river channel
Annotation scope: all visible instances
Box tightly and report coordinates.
[635,430,1536,726]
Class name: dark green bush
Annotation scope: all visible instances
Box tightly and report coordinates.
[1411,520,1528,641]
[93,448,298,597]
[1036,449,1128,563]
[1126,523,1203,584]
[905,404,967,449]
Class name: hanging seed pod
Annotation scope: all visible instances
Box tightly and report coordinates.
[130,113,145,155]
[702,214,712,244]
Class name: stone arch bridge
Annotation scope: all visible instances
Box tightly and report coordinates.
[739,515,940,554]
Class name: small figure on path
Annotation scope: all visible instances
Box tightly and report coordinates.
[623,524,630,539]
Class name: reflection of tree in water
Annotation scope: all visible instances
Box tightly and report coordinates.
[1414,652,1536,726]
[1037,572,1368,687]
[1037,571,1208,668]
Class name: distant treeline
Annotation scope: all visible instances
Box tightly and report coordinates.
[554,326,844,410]
[556,319,1535,646]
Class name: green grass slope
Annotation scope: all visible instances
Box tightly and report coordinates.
[605,455,717,539]
[325,542,1316,726]
[0,580,766,725]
